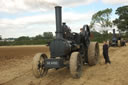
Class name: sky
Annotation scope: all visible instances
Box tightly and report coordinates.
[0,0,128,38]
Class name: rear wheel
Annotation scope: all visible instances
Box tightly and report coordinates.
[118,40,121,46]
[32,53,48,78]
[88,42,99,66]
[70,52,83,78]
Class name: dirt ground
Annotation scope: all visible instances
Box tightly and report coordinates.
[0,44,128,85]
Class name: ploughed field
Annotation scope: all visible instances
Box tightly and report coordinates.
[0,44,128,85]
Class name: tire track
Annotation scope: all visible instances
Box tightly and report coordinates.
[1,69,32,85]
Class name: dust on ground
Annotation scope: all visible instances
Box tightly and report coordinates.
[0,44,128,85]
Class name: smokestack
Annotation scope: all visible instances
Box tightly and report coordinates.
[55,6,63,39]
[113,29,116,37]
[119,31,121,37]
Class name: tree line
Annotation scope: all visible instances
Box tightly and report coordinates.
[90,5,128,33]
[90,5,128,42]
[0,32,54,46]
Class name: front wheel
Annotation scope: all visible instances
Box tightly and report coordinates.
[118,40,121,47]
[88,42,99,66]
[70,52,83,78]
[32,53,48,78]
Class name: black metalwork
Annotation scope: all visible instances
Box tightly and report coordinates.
[45,6,90,68]
[55,6,63,39]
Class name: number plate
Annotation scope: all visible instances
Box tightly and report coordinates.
[46,61,59,65]
[44,58,64,68]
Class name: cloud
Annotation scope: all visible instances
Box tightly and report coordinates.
[60,0,97,7]
[0,0,97,38]
[0,0,97,13]
[0,11,94,38]
[0,11,94,27]
[0,0,28,13]
[102,0,128,5]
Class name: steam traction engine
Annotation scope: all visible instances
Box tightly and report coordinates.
[109,29,125,47]
[32,6,99,78]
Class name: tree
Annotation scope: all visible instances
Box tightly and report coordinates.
[90,8,112,28]
[43,32,53,39]
[34,35,43,40]
[113,6,128,32]
[16,36,30,41]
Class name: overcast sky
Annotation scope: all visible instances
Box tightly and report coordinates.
[0,0,128,38]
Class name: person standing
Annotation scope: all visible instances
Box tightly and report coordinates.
[103,41,111,64]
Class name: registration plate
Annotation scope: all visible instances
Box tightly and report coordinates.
[44,58,64,68]
[46,61,58,65]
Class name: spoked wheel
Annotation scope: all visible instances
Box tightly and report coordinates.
[70,52,83,78]
[88,42,99,66]
[32,53,48,78]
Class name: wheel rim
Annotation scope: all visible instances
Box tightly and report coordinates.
[37,54,48,77]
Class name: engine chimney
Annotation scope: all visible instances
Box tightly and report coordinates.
[55,6,63,39]
[113,29,116,37]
